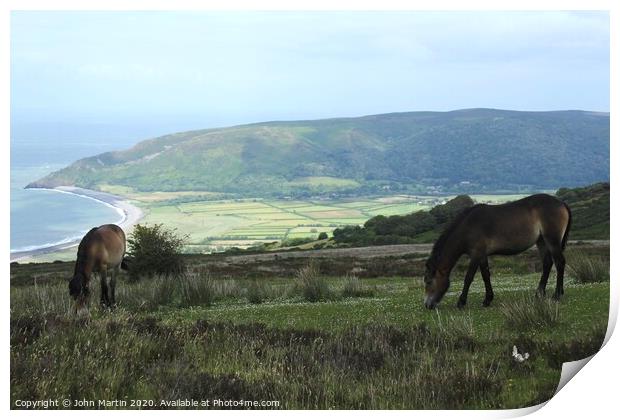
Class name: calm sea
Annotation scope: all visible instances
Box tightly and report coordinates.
[10,122,164,253]
[10,141,129,253]
[10,120,218,254]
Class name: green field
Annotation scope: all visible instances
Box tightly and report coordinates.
[133,194,525,253]
[10,243,609,409]
[19,193,527,263]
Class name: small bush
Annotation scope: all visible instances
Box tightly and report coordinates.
[318,232,328,240]
[295,262,332,302]
[566,251,609,283]
[179,270,214,307]
[126,224,187,279]
[500,294,560,330]
[341,275,375,298]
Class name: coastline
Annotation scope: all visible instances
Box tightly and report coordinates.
[10,186,144,262]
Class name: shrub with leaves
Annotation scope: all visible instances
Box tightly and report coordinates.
[126,224,187,280]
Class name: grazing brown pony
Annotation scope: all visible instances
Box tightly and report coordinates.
[423,194,571,310]
[69,224,126,314]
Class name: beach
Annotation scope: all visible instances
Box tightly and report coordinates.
[10,186,144,262]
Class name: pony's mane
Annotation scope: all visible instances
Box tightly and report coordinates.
[426,205,479,274]
[74,227,100,275]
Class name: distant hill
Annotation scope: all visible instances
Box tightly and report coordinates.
[333,183,609,246]
[27,109,609,197]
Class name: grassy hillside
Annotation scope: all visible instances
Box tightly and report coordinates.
[27,109,609,197]
[557,182,609,240]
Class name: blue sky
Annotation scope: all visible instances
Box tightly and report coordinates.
[11,11,609,130]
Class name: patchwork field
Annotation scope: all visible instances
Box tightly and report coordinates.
[130,194,526,253]
[19,194,527,263]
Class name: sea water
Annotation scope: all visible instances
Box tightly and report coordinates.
[10,147,126,254]
[10,120,207,254]
[10,123,144,254]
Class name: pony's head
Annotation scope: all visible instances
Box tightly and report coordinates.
[68,272,90,315]
[423,258,450,309]
[422,205,477,309]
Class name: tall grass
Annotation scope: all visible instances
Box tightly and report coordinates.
[116,274,176,310]
[294,262,332,302]
[178,270,215,307]
[433,311,476,351]
[211,278,243,299]
[566,251,609,283]
[11,280,73,316]
[10,314,505,409]
[500,294,560,330]
[246,280,267,304]
[341,275,375,298]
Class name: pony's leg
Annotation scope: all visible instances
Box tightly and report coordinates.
[551,249,566,300]
[100,271,110,307]
[457,259,479,309]
[110,267,118,308]
[542,234,566,300]
[536,241,553,297]
[480,257,494,307]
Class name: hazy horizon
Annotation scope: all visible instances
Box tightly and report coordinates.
[11,10,609,141]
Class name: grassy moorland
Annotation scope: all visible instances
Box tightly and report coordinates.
[10,243,609,409]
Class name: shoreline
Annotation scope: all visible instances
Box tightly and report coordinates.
[10,186,144,262]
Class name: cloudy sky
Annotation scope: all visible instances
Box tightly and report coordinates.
[11,11,609,130]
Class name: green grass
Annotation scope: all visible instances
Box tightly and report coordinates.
[285,176,361,188]
[11,246,609,409]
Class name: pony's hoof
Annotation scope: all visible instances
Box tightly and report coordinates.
[552,292,563,301]
[482,299,492,307]
[456,300,466,309]
[536,289,546,298]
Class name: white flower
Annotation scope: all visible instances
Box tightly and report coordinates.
[512,345,530,363]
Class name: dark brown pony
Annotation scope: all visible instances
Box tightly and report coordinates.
[423,194,571,309]
[69,224,126,314]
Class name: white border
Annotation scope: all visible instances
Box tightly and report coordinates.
[2,1,617,419]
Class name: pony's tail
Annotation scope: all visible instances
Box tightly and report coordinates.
[561,203,572,251]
